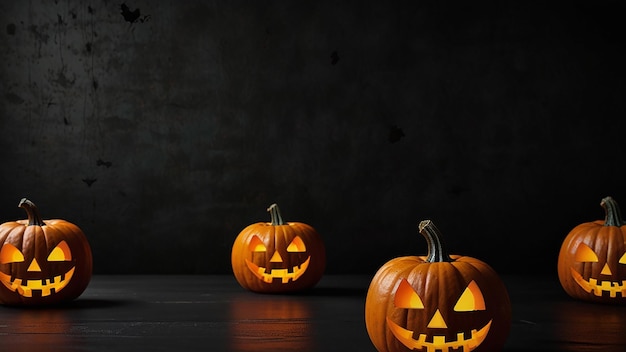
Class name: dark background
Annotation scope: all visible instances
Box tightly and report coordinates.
[1,0,625,276]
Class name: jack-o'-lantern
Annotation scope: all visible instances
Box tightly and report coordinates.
[0,198,92,306]
[558,196,626,303]
[231,204,325,293]
[365,220,511,352]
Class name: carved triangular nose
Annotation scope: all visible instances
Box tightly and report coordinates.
[270,251,283,263]
[601,263,612,275]
[427,309,448,328]
[27,258,41,272]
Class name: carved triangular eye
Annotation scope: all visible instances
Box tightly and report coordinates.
[249,235,267,252]
[286,236,306,252]
[0,243,24,264]
[574,243,598,262]
[394,279,424,309]
[620,251,626,265]
[454,280,486,312]
[47,241,72,262]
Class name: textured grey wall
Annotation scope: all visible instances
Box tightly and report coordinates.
[1,1,625,275]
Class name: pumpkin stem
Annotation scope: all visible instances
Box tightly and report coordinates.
[418,220,453,262]
[267,203,285,226]
[18,198,46,226]
[601,196,625,227]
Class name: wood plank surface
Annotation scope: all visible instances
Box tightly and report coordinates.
[0,275,625,351]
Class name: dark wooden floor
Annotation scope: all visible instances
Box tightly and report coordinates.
[0,275,625,351]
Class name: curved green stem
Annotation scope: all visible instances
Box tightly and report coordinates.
[418,220,453,262]
[601,196,625,227]
[267,203,285,226]
[18,198,46,226]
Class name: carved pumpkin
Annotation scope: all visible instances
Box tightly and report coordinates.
[231,204,325,293]
[558,196,626,303]
[0,198,93,306]
[365,220,511,352]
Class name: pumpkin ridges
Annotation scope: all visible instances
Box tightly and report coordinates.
[0,223,18,244]
[563,224,609,280]
[40,224,63,256]
[41,221,93,278]
[231,205,325,293]
[367,256,510,352]
[6,228,24,283]
[4,227,26,281]
[366,256,419,352]
[594,226,625,275]
[0,225,24,249]
[557,196,626,303]
[21,225,40,261]
[0,199,92,306]
[275,223,287,267]
[233,223,267,292]
[365,221,511,352]
[413,263,459,333]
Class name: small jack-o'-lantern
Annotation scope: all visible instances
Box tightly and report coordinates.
[0,198,92,306]
[558,196,626,303]
[365,220,511,352]
[231,204,325,293]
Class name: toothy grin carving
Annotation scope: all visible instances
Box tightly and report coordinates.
[571,268,626,297]
[0,267,75,297]
[386,317,492,352]
[245,257,310,283]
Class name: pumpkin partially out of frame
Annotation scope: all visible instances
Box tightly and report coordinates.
[231,204,326,293]
[365,220,511,352]
[0,198,93,306]
[558,196,626,303]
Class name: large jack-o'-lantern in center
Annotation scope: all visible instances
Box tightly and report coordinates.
[365,220,511,352]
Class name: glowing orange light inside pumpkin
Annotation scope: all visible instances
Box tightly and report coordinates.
[574,243,598,262]
[286,236,306,252]
[0,244,24,264]
[388,278,490,351]
[245,234,311,283]
[394,279,424,309]
[231,203,326,293]
[558,197,626,303]
[48,241,72,261]
[454,280,486,312]
[0,241,75,298]
[249,236,267,252]
[569,242,626,298]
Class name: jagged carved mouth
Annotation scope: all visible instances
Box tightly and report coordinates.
[0,267,75,297]
[570,267,626,298]
[245,257,310,283]
[386,317,492,352]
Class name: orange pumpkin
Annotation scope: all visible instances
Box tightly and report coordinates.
[0,198,93,306]
[558,196,626,303]
[365,220,511,352]
[231,204,326,293]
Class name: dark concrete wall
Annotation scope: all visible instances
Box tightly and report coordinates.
[1,1,625,275]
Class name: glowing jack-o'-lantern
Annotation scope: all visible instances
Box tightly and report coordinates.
[365,220,511,352]
[231,204,325,293]
[0,198,92,306]
[558,196,626,303]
